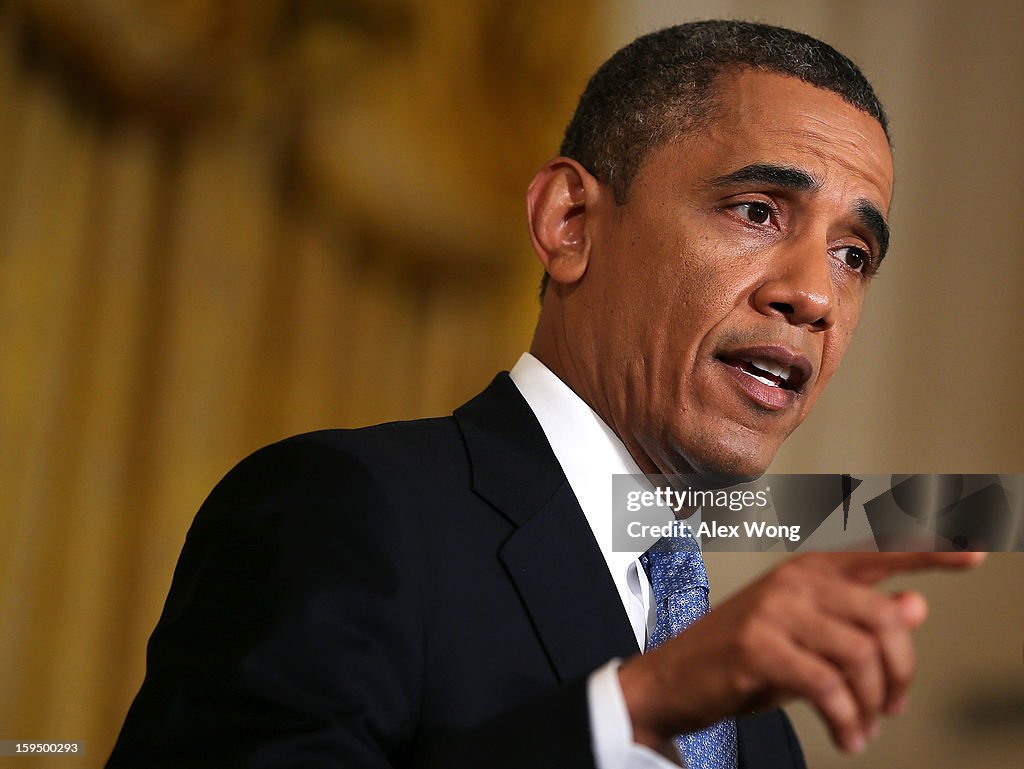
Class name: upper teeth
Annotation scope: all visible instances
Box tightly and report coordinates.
[743,357,792,382]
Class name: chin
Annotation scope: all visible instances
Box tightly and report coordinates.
[688,463,765,489]
[668,436,777,489]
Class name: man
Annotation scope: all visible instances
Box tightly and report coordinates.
[107,20,984,769]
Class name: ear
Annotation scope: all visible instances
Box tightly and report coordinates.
[526,158,602,287]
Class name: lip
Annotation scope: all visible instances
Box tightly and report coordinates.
[715,345,815,411]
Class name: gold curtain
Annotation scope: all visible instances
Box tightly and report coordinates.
[0,1,601,763]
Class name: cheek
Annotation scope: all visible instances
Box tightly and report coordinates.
[661,236,755,314]
[818,304,862,387]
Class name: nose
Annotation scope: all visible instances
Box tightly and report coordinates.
[751,238,836,331]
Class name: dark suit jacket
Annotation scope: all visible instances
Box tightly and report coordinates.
[107,374,806,769]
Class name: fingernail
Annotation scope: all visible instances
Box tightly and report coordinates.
[848,734,866,753]
[868,721,881,741]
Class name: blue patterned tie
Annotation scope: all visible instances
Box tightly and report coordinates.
[640,536,738,769]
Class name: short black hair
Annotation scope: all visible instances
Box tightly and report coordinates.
[562,20,889,200]
[540,20,889,298]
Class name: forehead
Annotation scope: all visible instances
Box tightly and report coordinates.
[637,70,894,211]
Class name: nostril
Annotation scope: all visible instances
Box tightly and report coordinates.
[768,300,830,331]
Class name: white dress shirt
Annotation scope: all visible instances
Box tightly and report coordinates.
[510,353,695,769]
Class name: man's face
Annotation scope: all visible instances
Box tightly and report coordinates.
[572,69,894,481]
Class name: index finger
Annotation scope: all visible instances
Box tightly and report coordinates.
[818,551,987,584]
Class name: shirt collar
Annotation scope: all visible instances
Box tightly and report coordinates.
[509,353,648,638]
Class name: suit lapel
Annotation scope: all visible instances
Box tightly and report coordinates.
[499,481,641,679]
[455,375,803,767]
[455,374,640,682]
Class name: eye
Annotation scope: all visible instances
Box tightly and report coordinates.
[833,245,869,273]
[733,202,773,225]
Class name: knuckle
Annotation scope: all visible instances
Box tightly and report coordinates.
[846,636,877,668]
[755,590,787,619]
[772,560,806,586]
[793,552,829,573]
[764,565,810,601]
[813,681,861,732]
[734,620,765,661]
[730,667,761,699]
[892,668,914,690]
[890,651,916,686]
[811,670,845,702]
[875,600,903,629]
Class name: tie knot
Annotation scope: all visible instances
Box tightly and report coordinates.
[640,535,708,602]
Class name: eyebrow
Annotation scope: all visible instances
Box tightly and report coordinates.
[706,163,820,192]
[708,162,891,263]
[855,200,890,263]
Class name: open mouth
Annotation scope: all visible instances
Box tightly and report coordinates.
[716,348,812,396]
[720,356,799,390]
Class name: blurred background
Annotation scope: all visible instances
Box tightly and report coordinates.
[0,0,1020,766]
